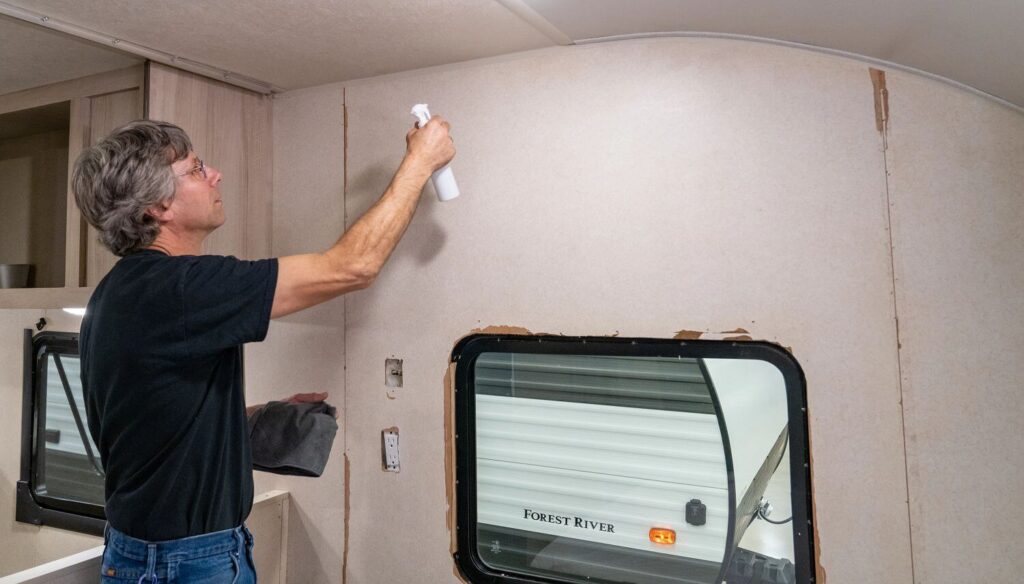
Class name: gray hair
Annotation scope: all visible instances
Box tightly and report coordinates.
[72,120,192,256]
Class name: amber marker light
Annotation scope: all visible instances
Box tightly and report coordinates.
[649,528,676,544]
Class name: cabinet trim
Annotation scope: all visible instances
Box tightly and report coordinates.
[0,66,143,116]
[0,288,93,310]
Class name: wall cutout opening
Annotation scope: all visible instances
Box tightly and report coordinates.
[452,334,814,584]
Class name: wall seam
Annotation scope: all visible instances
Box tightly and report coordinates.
[874,68,917,583]
[341,85,350,584]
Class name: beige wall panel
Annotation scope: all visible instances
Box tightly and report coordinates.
[268,83,345,258]
[0,130,68,288]
[146,63,273,260]
[83,89,142,286]
[340,39,910,582]
[246,305,347,584]
[0,310,98,576]
[243,84,347,584]
[886,73,1024,582]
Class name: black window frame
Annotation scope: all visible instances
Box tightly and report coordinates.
[17,329,106,536]
[451,334,815,584]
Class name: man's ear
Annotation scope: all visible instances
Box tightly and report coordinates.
[145,200,173,223]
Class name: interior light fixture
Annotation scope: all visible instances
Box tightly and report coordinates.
[63,307,87,316]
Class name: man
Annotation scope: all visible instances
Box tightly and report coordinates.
[73,117,454,583]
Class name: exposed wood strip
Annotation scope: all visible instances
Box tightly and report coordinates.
[870,68,889,137]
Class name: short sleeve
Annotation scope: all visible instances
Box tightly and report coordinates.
[182,255,278,354]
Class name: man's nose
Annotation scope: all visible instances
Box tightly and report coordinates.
[208,165,223,185]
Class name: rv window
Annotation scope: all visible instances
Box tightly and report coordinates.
[452,335,814,584]
[17,330,105,535]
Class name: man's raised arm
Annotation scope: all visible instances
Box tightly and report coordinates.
[271,117,455,319]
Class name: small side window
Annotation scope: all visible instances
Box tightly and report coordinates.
[17,329,105,535]
[452,335,814,584]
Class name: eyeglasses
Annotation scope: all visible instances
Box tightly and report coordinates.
[175,158,207,180]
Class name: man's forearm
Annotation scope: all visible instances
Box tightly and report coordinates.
[269,158,432,318]
[271,117,453,319]
[323,155,433,281]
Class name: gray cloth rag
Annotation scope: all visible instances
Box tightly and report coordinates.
[248,401,338,477]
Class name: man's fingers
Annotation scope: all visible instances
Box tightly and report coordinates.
[405,115,455,172]
[418,115,449,130]
[287,391,329,403]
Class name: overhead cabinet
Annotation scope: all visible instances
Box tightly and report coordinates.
[0,62,272,308]
[146,62,273,261]
[0,66,143,304]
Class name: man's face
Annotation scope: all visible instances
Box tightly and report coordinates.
[166,152,225,233]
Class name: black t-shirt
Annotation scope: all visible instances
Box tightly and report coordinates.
[81,249,278,541]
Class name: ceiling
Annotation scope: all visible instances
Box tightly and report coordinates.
[1,0,1021,109]
[0,13,141,96]
[529,0,1024,109]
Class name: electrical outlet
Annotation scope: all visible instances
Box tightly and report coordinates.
[382,429,400,472]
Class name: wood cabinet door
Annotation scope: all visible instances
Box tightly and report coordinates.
[146,62,272,261]
[79,88,143,286]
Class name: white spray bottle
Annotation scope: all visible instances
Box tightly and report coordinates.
[410,104,460,202]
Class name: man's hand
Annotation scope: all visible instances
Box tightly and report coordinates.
[285,391,328,404]
[406,117,455,174]
[246,392,337,419]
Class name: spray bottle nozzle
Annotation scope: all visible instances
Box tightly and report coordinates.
[410,103,432,128]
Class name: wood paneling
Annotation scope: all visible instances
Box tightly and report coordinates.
[82,89,143,286]
[0,65,143,296]
[65,98,89,289]
[26,130,69,288]
[146,62,273,260]
[0,129,67,288]
[248,490,290,584]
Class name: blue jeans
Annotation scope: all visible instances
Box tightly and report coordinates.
[101,523,256,583]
